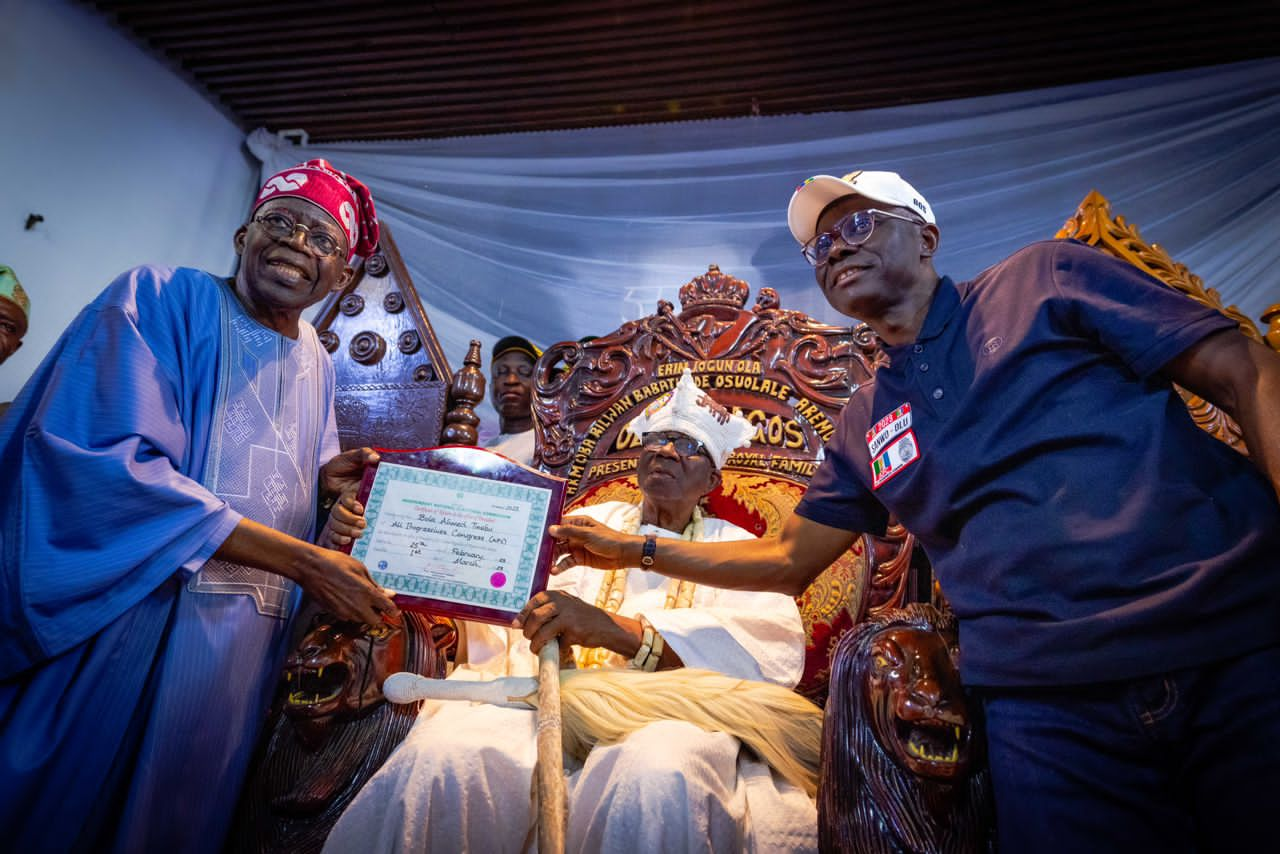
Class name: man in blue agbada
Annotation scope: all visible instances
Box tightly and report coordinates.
[0,159,399,853]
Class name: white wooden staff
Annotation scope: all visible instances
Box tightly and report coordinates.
[534,638,567,854]
[382,638,568,853]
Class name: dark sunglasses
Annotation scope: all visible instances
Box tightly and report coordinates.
[641,431,710,459]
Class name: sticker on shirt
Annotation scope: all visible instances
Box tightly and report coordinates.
[870,430,920,489]
[866,402,912,458]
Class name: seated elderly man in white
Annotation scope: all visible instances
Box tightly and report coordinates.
[323,369,816,852]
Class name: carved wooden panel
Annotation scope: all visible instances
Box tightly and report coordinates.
[531,264,917,702]
[1056,190,1280,456]
[535,267,881,495]
[312,224,454,451]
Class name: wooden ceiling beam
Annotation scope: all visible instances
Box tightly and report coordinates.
[222,50,851,107]
[183,5,1249,82]
[226,31,1253,119]
[80,0,1278,144]
[134,2,739,47]
[218,19,1246,108]
[109,0,694,35]
[238,48,1239,132]
[99,0,360,30]
[134,0,805,55]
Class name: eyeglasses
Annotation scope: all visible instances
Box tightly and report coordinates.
[801,208,925,267]
[255,211,346,259]
[641,432,710,460]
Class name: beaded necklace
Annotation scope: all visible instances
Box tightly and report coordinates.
[575,503,703,670]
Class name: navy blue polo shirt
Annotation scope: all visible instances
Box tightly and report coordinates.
[797,239,1280,687]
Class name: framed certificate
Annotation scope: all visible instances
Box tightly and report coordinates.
[348,446,567,625]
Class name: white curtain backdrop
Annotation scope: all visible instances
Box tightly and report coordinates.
[248,57,1279,435]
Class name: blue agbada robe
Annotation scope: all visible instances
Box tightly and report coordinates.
[0,266,340,853]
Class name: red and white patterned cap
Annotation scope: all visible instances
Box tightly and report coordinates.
[253,159,380,261]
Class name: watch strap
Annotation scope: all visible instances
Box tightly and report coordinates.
[639,532,657,568]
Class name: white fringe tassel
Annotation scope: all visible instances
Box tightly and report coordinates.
[559,668,823,797]
[384,667,823,797]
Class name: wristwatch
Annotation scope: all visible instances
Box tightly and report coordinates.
[639,533,657,569]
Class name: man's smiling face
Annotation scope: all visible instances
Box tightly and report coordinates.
[812,196,931,322]
[232,196,352,332]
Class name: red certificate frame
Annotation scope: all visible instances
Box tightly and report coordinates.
[345,446,566,625]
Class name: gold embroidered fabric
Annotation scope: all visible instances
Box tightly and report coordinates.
[574,504,702,670]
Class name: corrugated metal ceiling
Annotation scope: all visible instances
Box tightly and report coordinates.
[86,0,1278,143]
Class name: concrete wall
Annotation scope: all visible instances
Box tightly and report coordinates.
[0,0,257,401]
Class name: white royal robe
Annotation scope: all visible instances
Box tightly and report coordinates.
[484,428,537,467]
[322,500,817,853]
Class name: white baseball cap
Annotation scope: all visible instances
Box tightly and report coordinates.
[787,170,935,245]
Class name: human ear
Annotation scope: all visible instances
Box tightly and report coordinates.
[332,265,356,292]
[233,225,248,256]
[919,223,940,259]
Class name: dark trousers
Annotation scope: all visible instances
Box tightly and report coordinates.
[979,644,1280,854]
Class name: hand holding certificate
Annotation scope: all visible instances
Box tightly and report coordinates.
[347,446,567,624]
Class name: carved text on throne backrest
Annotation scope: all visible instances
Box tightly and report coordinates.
[532,265,915,702]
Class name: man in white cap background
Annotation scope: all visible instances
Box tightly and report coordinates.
[322,369,817,852]
[554,171,1280,852]
[484,334,542,465]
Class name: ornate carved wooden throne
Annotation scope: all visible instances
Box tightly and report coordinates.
[532,264,921,702]
[1057,190,1280,452]
[310,223,485,450]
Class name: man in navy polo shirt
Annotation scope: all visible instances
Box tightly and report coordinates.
[552,170,1280,852]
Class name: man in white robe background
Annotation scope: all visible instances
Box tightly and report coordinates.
[322,369,817,852]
